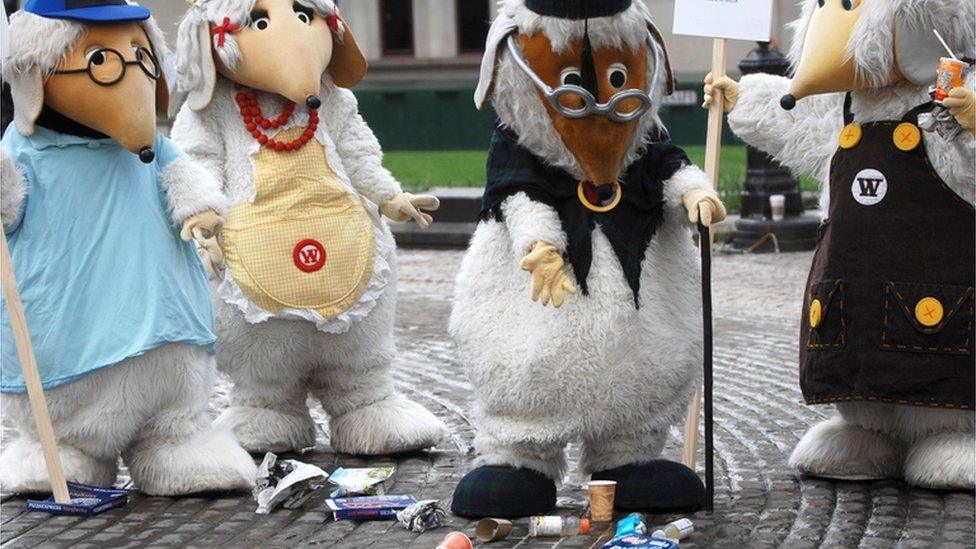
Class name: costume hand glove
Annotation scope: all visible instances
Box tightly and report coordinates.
[519,241,576,308]
[180,209,223,241]
[181,210,225,279]
[703,73,741,112]
[682,189,727,228]
[381,192,440,228]
[942,87,976,133]
[195,232,225,280]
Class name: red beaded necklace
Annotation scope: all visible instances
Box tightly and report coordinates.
[235,90,319,152]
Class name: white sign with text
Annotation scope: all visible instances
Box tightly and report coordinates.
[672,0,775,42]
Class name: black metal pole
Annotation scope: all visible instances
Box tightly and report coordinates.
[699,223,714,512]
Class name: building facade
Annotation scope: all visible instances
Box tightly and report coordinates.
[138,0,803,150]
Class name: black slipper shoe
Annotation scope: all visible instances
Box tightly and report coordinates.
[591,460,704,513]
[451,465,557,518]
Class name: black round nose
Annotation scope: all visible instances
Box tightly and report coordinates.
[306,95,321,109]
[780,94,797,111]
[596,184,614,201]
[138,147,155,164]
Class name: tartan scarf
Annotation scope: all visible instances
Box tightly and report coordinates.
[480,124,688,308]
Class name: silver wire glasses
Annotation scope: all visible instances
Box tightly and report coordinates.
[505,33,659,124]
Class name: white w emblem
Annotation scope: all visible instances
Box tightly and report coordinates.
[850,168,888,206]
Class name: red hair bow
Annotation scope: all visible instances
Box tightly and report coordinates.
[326,9,341,34]
[212,17,240,48]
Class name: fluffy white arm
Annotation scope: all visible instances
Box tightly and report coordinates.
[160,155,229,225]
[330,87,403,206]
[499,192,567,255]
[1,148,27,229]
[728,73,843,181]
[662,164,718,225]
[170,103,227,194]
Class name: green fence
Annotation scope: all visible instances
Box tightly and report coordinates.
[354,81,740,152]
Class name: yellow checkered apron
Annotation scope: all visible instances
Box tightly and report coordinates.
[221,128,376,319]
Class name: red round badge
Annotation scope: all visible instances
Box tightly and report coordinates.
[293,239,326,272]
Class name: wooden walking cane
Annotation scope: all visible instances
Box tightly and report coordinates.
[673,0,775,512]
[1,234,71,504]
[680,38,725,513]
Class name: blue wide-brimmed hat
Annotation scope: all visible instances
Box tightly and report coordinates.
[24,0,150,22]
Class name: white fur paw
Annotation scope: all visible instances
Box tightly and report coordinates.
[124,429,257,496]
[215,405,317,453]
[904,431,975,491]
[0,438,117,494]
[789,417,903,481]
[329,393,446,455]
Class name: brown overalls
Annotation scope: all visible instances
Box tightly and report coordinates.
[799,97,975,410]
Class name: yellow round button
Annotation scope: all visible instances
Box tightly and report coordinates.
[893,123,922,152]
[838,123,862,149]
[809,299,823,328]
[914,297,944,327]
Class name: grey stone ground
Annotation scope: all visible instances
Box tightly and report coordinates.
[1,249,974,548]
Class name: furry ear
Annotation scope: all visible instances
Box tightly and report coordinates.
[186,22,217,112]
[646,19,674,96]
[10,67,44,135]
[328,19,368,88]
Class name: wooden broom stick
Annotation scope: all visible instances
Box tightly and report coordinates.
[1,234,71,503]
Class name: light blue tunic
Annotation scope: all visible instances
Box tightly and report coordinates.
[1,126,216,393]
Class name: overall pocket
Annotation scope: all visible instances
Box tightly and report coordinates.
[881,281,974,354]
[807,279,846,350]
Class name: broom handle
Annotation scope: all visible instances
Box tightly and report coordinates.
[1,234,71,503]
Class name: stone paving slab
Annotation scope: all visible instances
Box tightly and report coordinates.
[1,249,974,548]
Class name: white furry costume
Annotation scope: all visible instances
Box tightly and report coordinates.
[723,0,975,489]
[450,0,717,482]
[0,9,255,496]
[170,0,444,454]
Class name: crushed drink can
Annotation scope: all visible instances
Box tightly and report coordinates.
[934,57,968,102]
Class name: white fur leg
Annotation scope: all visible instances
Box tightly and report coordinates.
[580,425,668,474]
[124,427,256,496]
[215,404,317,454]
[0,437,117,493]
[474,432,567,483]
[904,431,975,490]
[328,393,446,455]
[789,416,903,480]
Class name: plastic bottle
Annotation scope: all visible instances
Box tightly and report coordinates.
[652,518,694,542]
[528,516,591,537]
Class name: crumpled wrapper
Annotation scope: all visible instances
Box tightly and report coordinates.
[396,499,446,532]
[253,453,329,514]
[327,466,395,498]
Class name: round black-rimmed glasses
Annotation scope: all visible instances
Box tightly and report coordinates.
[53,46,161,86]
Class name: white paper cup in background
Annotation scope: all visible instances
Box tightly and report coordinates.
[769,194,786,221]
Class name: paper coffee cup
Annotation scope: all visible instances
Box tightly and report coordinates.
[475,518,513,542]
[769,194,786,221]
[588,480,617,522]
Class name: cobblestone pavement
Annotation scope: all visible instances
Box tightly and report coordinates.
[2,249,974,548]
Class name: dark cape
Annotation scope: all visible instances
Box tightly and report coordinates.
[480,125,690,307]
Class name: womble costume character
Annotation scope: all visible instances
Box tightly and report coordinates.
[449,0,728,517]
[0,0,256,495]
[170,0,446,455]
[704,0,975,489]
